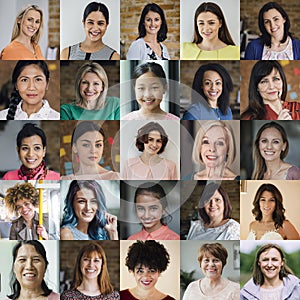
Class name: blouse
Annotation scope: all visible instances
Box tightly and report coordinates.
[126,38,170,60]
[60,97,120,120]
[187,218,240,240]
[123,110,179,120]
[61,171,120,180]
[262,37,293,60]
[0,100,60,120]
[61,224,92,240]
[122,157,178,180]
[119,289,175,300]
[1,40,45,60]
[61,289,120,300]
[181,42,240,60]
[3,169,60,180]
[127,225,180,240]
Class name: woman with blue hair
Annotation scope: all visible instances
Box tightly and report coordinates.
[60,180,118,240]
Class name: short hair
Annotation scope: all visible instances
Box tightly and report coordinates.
[74,62,108,109]
[132,62,167,87]
[11,5,43,43]
[125,240,170,273]
[258,2,291,47]
[4,182,39,213]
[192,63,233,115]
[138,3,168,42]
[192,2,235,45]
[241,61,287,120]
[83,2,109,24]
[192,121,236,167]
[252,122,289,179]
[61,180,108,240]
[198,243,228,270]
[16,123,47,149]
[198,182,232,224]
[135,122,168,154]
[252,183,286,229]
[134,182,171,225]
[8,241,52,299]
[7,61,50,120]
[71,242,114,294]
[253,243,293,285]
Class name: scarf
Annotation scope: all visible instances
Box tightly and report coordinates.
[18,160,48,180]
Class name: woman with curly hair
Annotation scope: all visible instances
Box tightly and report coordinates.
[60,180,118,240]
[4,182,49,240]
[120,240,175,300]
[246,183,300,240]
[61,242,119,299]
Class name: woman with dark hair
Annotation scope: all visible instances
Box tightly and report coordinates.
[187,182,240,240]
[181,2,239,60]
[122,122,178,180]
[0,60,59,120]
[61,242,119,299]
[120,240,175,300]
[252,122,300,180]
[126,182,179,240]
[245,2,300,60]
[3,123,60,180]
[123,62,178,120]
[60,2,119,60]
[60,180,118,240]
[6,240,60,299]
[126,3,170,60]
[241,243,300,299]
[61,121,119,180]
[246,183,299,240]
[183,243,239,299]
[182,63,233,120]
[241,61,300,120]
[1,5,45,60]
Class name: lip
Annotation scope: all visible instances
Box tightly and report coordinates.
[142,99,155,104]
[23,273,36,280]
[202,32,212,38]
[25,158,37,165]
[88,156,98,161]
[206,155,218,160]
[26,94,38,98]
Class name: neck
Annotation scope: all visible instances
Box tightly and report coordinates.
[262,277,282,288]
[205,164,226,179]
[82,100,98,110]
[76,164,105,175]
[207,216,225,228]
[139,106,165,116]
[263,99,282,114]
[271,35,285,46]
[260,216,274,223]
[82,38,104,50]
[131,286,158,300]
[15,34,33,47]
[143,34,158,43]
[19,286,44,299]
[140,152,159,165]
[144,223,162,233]
[208,99,218,109]
[21,101,43,117]
[264,159,283,177]
[199,37,225,51]
[76,221,89,234]
[78,279,100,292]
[202,276,223,287]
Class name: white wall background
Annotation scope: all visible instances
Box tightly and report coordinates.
[60,0,120,54]
[180,0,240,47]
[0,0,49,57]
[240,180,300,240]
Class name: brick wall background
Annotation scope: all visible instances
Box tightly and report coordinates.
[120,0,180,59]
[48,0,60,56]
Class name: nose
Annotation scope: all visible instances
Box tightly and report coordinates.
[28,147,34,156]
[143,88,152,99]
[266,141,272,149]
[25,258,33,269]
[209,143,216,152]
[85,201,91,211]
[28,79,36,90]
[143,208,150,219]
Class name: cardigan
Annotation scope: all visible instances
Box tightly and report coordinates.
[244,37,300,60]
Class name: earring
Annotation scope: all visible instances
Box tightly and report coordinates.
[75,154,80,163]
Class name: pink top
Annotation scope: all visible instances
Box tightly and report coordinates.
[61,171,120,180]
[3,169,60,180]
[128,225,180,240]
[122,157,178,180]
[122,110,179,120]
[1,40,45,60]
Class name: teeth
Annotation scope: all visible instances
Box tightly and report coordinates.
[207,155,217,159]
[24,273,35,277]
[86,269,96,273]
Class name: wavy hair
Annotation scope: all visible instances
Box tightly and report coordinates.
[61,180,108,240]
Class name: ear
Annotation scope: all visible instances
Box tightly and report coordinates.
[163,84,168,94]
[82,19,85,26]
[42,147,46,158]
[72,144,77,154]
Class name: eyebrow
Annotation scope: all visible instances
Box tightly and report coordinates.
[80,139,103,142]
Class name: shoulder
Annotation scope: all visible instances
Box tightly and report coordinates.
[127,231,143,240]
[60,226,74,240]
[48,291,60,300]
[165,112,179,120]
[286,165,300,179]
[127,39,146,59]
[106,96,120,107]
[0,108,8,119]
[181,42,199,59]
[122,111,139,120]
[60,47,70,60]
[125,157,141,166]
[3,170,19,180]
[164,158,176,167]
[162,226,180,240]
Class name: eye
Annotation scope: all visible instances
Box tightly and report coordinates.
[18,258,26,262]
[203,81,211,86]
[260,139,267,143]
[198,22,204,25]
[136,206,145,212]
[20,78,28,83]
[260,199,266,202]
[95,143,103,148]
[33,258,40,262]
[274,77,281,82]
[208,21,216,25]
[21,146,29,151]
[154,18,160,22]
[216,141,225,146]
[34,146,42,151]
[150,206,158,211]
[202,139,209,145]
[150,269,157,273]
[82,143,90,148]
[216,81,222,86]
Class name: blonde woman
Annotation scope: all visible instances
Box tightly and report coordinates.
[60,62,119,120]
[1,5,45,60]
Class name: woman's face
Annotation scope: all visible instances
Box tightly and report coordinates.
[80,251,102,280]
[263,8,286,40]
[197,11,222,42]
[143,130,163,156]
[258,248,283,281]
[200,126,228,169]
[13,244,46,290]
[15,198,35,222]
[204,189,225,221]
[20,9,41,38]
[259,191,276,218]
[73,131,104,167]
[258,127,286,163]
[133,265,160,290]
[143,11,162,36]
[83,11,108,42]
[16,64,48,109]
[80,72,103,103]
[135,72,166,113]
[73,187,98,224]
[135,193,164,233]
[257,68,283,103]
[18,135,46,169]
[202,70,223,102]
[200,252,223,280]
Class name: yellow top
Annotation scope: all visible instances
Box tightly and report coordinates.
[181,42,240,60]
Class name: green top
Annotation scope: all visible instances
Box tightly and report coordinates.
[60,97,120,120]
